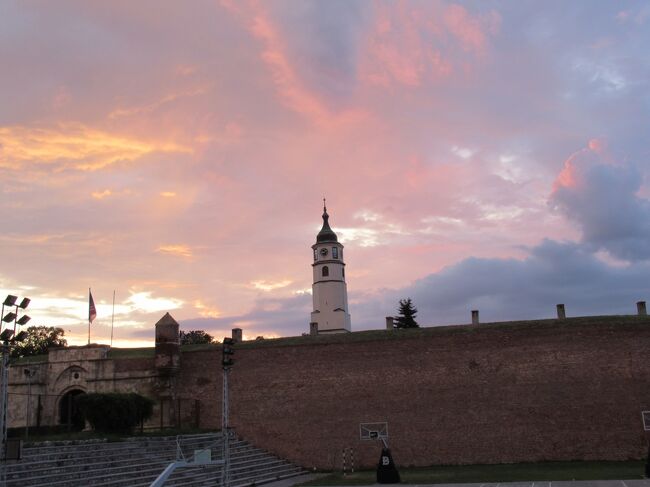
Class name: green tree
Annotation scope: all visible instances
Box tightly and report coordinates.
[179,329,214,345]
[394,298,419,328]
[10,326,67,358]
[76,393,155,434]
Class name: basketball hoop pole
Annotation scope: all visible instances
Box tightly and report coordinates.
[641,411,650,477]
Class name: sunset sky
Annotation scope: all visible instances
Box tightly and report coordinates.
[1,1,649,347]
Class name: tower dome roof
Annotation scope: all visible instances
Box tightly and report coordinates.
[317,202,338,243]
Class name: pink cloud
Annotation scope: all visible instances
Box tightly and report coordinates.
[222,1,368,128]
[553,139,614,192]
[554,157,579,191]
[1,1,646,345]
[359,2,499,88]
[588,137,607,154]
[443,4,500,54]
[550,141,650,262]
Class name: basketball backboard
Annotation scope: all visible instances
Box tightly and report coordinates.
[360,422,388,440]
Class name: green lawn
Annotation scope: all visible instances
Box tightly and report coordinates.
[299,461,647,485]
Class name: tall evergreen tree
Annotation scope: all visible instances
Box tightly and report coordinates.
[394,298,419,328]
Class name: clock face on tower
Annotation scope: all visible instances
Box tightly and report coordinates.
[320,248,328,256]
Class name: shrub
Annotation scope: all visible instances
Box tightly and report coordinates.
[76,393,155,434]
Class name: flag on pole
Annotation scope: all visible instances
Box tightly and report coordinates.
[89,289,97,324]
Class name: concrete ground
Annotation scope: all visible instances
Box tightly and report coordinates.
[265,478,650,487]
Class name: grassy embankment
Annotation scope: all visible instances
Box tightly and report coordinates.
[299,461,647,485]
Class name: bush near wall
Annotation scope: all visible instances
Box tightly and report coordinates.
[76,393,155,434]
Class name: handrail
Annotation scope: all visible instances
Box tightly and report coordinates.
[149,433,227,487]
[149,460,187,487]
[149,459,225,487]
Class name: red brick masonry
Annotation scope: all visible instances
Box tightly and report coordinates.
[172,316,650,468]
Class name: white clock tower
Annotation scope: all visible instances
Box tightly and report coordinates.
[310,202,351,334]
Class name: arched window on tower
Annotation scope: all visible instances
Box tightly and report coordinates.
[322,266,329,277]
[332,247,338,259]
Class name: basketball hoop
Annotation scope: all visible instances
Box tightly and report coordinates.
[360,422,388,441]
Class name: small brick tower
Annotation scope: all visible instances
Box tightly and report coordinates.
[155,312,180,374]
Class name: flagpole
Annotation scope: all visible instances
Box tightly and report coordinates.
[88,288,91,345]
[110,290,115,348]
[88,288,97,346]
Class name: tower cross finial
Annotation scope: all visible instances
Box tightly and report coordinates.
[323,197,327,213]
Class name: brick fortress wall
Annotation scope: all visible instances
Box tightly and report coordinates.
[176,316,650,469]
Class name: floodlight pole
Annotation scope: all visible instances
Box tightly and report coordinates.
[221,366,230,487]
[0,339,9,460]
[24,369,35,440]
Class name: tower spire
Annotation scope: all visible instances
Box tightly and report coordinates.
[317,200,337,242]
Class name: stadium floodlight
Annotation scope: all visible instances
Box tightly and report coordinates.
[17,298,30,310]
[1,313,16,323]
[14,331,28,342]
[0,329,14,342]
[2,296,17,307]
[17,315,30,326]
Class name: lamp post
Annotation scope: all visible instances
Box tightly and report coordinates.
[23,369,35,440]
[0,294,30,461]
[221,337,235,487]
[0,328,11,463]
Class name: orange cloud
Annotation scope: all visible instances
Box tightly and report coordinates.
[157,244,193,258]
[193,300,221,318]
[108,87,207,119]
[0,123,191,171]
[91,189,113,199]
[250,279,292,291]
[0,234,66,245]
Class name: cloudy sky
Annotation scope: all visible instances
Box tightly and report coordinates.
[1,1,649,346]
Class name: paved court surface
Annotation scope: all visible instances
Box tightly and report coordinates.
[267,478,650,487]
[421,482,650,487]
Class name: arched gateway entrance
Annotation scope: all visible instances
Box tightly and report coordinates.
[59,389,85,431]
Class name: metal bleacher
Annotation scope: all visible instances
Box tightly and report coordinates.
[1,432,305,487]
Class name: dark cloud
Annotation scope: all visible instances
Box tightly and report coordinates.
[270,1,370,103]
[349,239,649,330]
[550,146,650,261]
[176,239,649,339]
